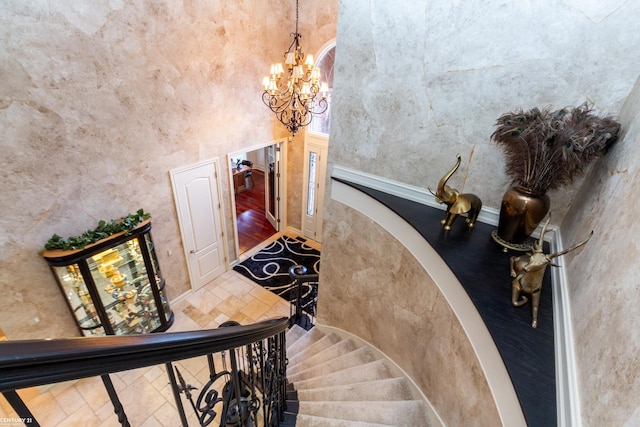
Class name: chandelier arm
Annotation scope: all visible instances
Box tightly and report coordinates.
[312,98,329,115]
[263,92,295,114]
[297,110,313,128]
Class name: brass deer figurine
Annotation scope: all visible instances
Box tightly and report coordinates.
[510,216,593,328]
[429,154,482,230]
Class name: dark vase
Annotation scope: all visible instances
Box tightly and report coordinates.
[497,185,550,244]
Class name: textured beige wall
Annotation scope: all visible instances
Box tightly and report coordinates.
[330,1,640,223]
[318,200,501,426]
[560,76,640,426]
[322,0,640,424]
[0,0,337,339]
[286,133,305,231]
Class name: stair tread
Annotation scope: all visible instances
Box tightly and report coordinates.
[288,334,342,366]
[297,400,431,426]
[291,359,393,390]
[296,377,414,402]
[288,346,377,383]
[286,324,309,348]
[292,413,395,427]
[288,338,359,374]
[287,327,327,354]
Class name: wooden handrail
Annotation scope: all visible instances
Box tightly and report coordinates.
[0,317,289,392]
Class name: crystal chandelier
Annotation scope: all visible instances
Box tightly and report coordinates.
[262,0,329,135]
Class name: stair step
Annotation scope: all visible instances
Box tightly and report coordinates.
[292,413,394,427]
[288,346,377,383]
[287,327,326,354]
[296,377,415,402]
[284,327,431,426]
[280,412,298,427]
[292,359,392,390]
[286,324,309,348]
[285,399,300,413]
[288,334,341,366]
[297,400,431,427]
[288,338,358,375]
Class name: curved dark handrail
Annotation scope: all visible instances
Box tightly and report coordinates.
[0,317,289,392]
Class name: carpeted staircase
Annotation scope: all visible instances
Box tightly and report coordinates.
[281,325,432,426]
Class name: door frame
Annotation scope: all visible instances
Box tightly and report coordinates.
[301,133,328,243]
[169,158,229,291]
[227,137,288,263]
[264,144,280,231]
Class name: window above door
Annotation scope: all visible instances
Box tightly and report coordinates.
[309,43,335,136]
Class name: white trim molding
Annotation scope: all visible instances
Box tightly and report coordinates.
[330,165,579,427]
[331,165,501,226]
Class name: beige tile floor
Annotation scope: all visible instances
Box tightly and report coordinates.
[0,233,312,427]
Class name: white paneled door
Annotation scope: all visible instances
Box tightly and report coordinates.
[170,160,227,291]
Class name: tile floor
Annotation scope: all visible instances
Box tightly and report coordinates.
[0,233,309,427]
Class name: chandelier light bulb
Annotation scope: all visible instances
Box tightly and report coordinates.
[285,52,296,65]
[320,82,329,98]
[292,65,303,80]
[311,68,320,83]
[304,54,314,68]
[269,78,278,93]
[301,82,311,98]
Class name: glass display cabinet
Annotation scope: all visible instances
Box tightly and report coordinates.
[41,220,173,336]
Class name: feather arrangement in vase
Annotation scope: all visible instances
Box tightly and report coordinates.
[491,102,621,193]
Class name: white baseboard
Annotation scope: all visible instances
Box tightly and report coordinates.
[169,290,192,306]
[330,165,579,427]
[285,225,303,237]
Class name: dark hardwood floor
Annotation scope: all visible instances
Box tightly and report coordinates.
[235,169,277,255]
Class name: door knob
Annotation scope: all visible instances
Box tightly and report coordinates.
[190,250,196,254]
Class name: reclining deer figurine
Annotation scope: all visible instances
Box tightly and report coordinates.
[510,216,592,328]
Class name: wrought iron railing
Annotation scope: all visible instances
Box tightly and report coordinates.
[0,317,289,427]
[288,265,319,329]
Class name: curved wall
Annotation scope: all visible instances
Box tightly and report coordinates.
[317,180,522,426]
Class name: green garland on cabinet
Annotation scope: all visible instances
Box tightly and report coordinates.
[45,209,151,251]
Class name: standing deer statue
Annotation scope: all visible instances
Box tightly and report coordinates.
[429,154,482,231]
[510,216,593,328]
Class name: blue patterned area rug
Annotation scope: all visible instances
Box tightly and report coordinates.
[233,236,320,316]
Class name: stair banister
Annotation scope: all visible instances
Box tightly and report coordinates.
[0,317,288,391]
[288,265,319,327]
[0,317,289,427]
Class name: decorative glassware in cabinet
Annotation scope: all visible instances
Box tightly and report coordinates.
[41,220,173,336]
[51,264,105,336]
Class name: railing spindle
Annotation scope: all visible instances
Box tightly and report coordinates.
[101,374,130,427]
[165,362,189,427]
[1,390,39,427]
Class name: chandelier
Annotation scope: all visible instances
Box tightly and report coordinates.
[261,0,329,135]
